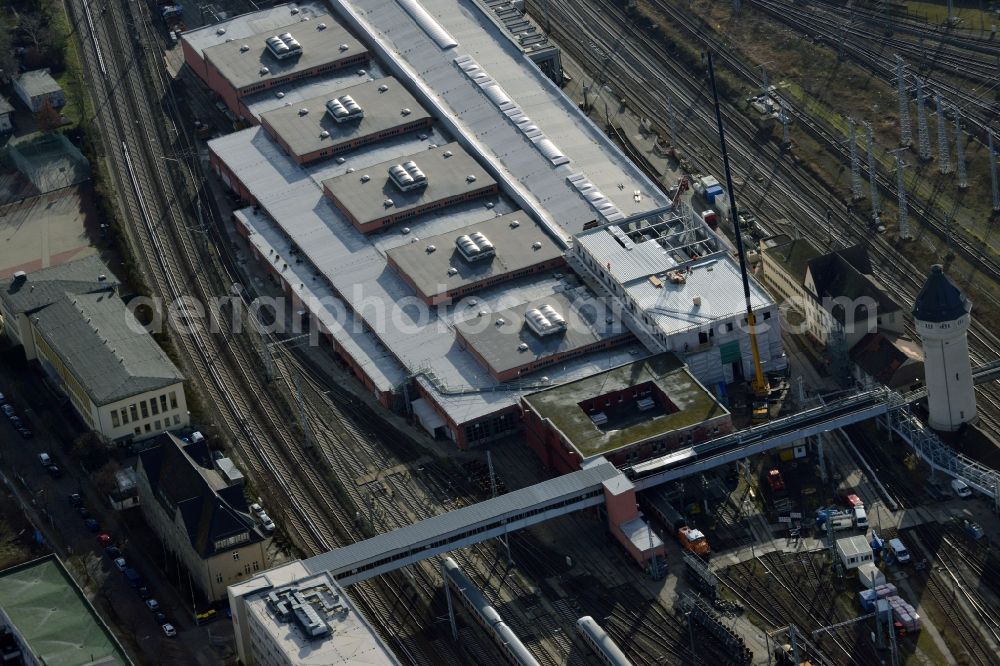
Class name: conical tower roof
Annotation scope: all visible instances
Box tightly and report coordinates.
[913,264,968,323]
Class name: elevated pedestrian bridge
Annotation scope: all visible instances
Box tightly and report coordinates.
[302,364,1000,585]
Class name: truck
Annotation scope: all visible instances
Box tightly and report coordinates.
[816,508,854,531]
[678,526,710,556]
[160,5,182,18]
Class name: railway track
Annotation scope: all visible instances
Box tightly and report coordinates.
[535,0,1000,436]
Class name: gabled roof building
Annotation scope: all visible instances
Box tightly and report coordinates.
[136,433,269,601]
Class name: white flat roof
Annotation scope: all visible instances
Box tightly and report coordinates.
[182,4,328,60]
[626,256,774,336]
[329,0,671,236]
[235,563,398,665]
[216,127,652,425]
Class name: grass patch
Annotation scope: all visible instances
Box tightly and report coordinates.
[49,0,92,129]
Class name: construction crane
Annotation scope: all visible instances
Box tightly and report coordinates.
[705,52,771,409]
[670,175,690,208]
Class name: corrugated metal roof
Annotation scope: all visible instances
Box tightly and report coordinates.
[626,257,772,335]
[303,459,621,575]
[329,0,669,235]
[575,228,677,284]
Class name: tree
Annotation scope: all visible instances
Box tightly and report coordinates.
[34,96,62,131]
[0,25,18,84]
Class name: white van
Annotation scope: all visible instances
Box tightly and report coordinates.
[951,478,973,498]
[853,506,869,529]
[888,538,911,563]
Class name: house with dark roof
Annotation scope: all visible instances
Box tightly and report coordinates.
[759,234,823,323]
[803,245,903,348]
[850,332,924,390]
[136,433,269,601]
[0,256,188,443]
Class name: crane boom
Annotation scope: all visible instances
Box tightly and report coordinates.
[706,51,769,398]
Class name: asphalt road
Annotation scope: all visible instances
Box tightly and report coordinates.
[0,348,233,665]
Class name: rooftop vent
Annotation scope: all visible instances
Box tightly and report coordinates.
[319,130,330,138]
[360,174,370,183]
[466,174,477,182]
[478,310,487,317]
[496,318,505,326]
[448,267,458,276]
[455,232,495,263]
[290,7,299,14]
[384,198,394,208]
[275,91,285,98]
[378,84,389,92]
[325,94,364,123]
[468,298,478,306]
[524,304,567,337]
[216,27,226,35]
[510,220,520,228]
[357,69,366,76]
[518,342,529,351]
[240,44,250,52]
[346,167,355,173]
[317,22,327,30]
[401,227,411,234]
[443,150,453,158]
[336,156,346,164]
[531,241,542,250]
[339,43,349,51]
[259,66,270,75]
[426,245,436,253]
[692,295,702,307]
[388,160,428,192]
[298,108,308,116]
[401,108,411,116]
[485,202,494,209]
[265,32,302,60]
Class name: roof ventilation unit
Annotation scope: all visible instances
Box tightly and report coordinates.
[259,66,270,75]
[455,232,495,262]
[298,108,308,116]
[401,107,412,116]
[524,304,567,337]
[317,22,327,30]
[240,44,250,52]
[265,32,302,59]
[216,27,226,35]
[338,43,349,51]
[426,245,436,253]
[319,130,330,138]
[388,160,428,192]
[466,174,477,182]
[275,91,285,98]
[510,220,520,228]
[325,95,364,123]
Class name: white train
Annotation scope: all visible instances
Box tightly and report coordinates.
[576,616,634,666]
[441,557,540,666]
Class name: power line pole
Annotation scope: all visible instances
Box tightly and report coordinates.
[936,95,952,174]
[990,131,1000,211]
[916,78,931,160]
[760,64,769,98]
[292,370,314,449]
[864,121,880,227]
[954,107,968,189]
[780,100,790,148]
[666,92,678,147]
[848,118,863,200]
[896,56,911,145]
[890,148,911,239]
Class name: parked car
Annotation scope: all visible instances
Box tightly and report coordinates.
[78,507,91,519]
[113,557,127,572]
[18,428,32,439]
[888,538,911,563]
[124,568,141,588]
[0,392,7,405]
[10,416,23,429]
[38,453,51,466]
[45,465,62,479]
[951,478,973,498]
[2,404,15,418]
[68,493,83,507]
[137,586,151,600]
[84,518,100,532]
[145,599,160,612]
[250,503,266,518]
[154,612,168,624]
[161,623,176,637]
[97,533,112,546]
[105,545,121,559]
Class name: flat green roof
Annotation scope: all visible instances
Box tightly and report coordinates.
[522,353,728,458]
[0,556,131,666]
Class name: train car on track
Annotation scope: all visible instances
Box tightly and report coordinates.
[576,616,634,666]
[441,557,540,666]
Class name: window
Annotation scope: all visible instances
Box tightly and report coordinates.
[233,552,240,561]
[763,312,771,320]
[121,408,129,425]
[150,398,159,416]
[173,415,181,425]
[130,404,139,421]
[216,573,223,584]
[169,391,178,409]
[253,561,260,572]
[144,423,151,433]
[134,427,141,436]
[140,401,149,419]
[154,420,161,430]
[244,564,252,574]
[726,323,734,332]
[111,411,120,428]
[160,395,168,413]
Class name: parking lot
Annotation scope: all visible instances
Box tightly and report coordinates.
[0,348,234,665]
